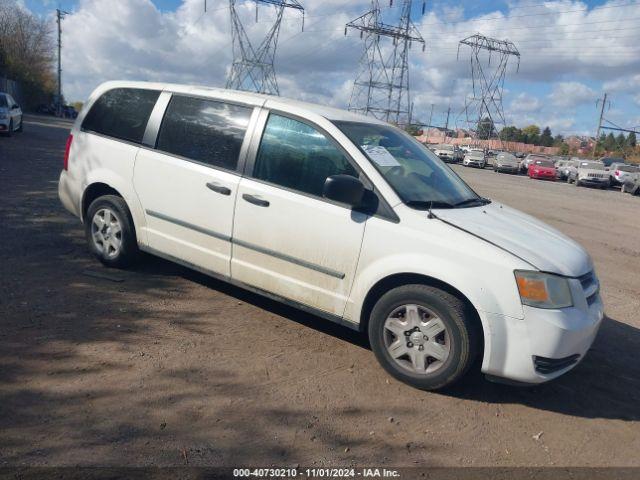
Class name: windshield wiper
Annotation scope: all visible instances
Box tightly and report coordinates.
[454,197,491,208]
[405,200,456,210]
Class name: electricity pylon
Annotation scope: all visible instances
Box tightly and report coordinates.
[226,0,304,96]
[346,0,425,125]
[457,33,520,140]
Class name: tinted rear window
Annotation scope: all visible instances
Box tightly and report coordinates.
[156,95,253,171]
[82,88,160,143]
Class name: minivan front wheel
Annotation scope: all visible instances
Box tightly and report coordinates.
[368,285,479,391]
[85,195,139,268]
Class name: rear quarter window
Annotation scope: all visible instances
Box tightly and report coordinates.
[81,88,161,144]
[155,95,253,171]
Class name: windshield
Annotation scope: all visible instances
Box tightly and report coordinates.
[535,160,555,167]
[334,121,483,209]
[497,153,516,162]
[580,162,604,170]
[468,152,484,159]
[437,144,454,151]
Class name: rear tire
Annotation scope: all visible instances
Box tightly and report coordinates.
[368,284,480,391]
[575,178,581,187]
[85,195,139,268]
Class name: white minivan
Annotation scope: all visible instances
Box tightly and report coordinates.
[58,82,603,390]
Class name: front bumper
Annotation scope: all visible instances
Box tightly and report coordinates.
[481,278,604,384]
[580,177,608,185]
[0,118,9,131]
[497,165,519,172]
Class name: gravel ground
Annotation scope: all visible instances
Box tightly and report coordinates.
[0,116,639,468]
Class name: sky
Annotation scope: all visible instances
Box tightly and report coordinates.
[18,0,640,136]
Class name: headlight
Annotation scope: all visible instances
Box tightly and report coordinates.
[514,270,573,309]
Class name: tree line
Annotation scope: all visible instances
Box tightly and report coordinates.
[0,1,55,108]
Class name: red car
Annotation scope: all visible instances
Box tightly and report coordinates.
[528,159,557,180]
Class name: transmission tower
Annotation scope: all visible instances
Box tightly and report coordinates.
[226,0,304,96]
[346,0,425,125]
[457,34,520,140]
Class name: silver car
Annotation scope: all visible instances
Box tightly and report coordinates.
[568,160,609,188]
[493,152,520,173]
[609,163,640,186]
[0,92,23,136]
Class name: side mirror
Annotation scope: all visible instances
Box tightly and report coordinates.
[12,104,19,110]
[323,175,364,207]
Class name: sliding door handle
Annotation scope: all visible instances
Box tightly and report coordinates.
[206,182,231,196]
[242,193,270,207]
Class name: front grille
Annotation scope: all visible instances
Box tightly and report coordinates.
[534,354,580,374]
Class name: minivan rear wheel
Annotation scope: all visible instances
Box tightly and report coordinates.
[368,285,479,391]
[85,195,139,268]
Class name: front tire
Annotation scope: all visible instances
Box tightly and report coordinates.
[368,285,480,391]
[85,195,139,268]
[6,120,13,137]
[17,117,23,132]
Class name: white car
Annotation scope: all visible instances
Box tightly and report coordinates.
[432,144,461,163]
[463,150,486,168]
[0,92,23,136]
[58,81,603,390]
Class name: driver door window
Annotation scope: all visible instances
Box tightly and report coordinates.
[253,114,358,198]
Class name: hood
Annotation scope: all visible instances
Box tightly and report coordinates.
[497,159,519,166]
[433,202,592,277]
[531,165,555,172]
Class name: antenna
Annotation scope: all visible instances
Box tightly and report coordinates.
[226,0,304,96]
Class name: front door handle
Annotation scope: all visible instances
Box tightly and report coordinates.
[242,193,270,207]
[206,182,231,196]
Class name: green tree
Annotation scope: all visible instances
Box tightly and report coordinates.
[0,1,55,108]
[559,142,570,155]
[522,125,541,145]
[499,126,522,142]
[540,126,553,147]
[604,132,617,151]
[628,132,637,148]
[553,134,564,146]
[616,133,626,149]
[476,117,496,140]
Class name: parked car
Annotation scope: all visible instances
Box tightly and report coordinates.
[433,143,462,163]
[0,92,23,136]
[36,103,55,115]
[520,154,549,174]
[599,156,625,168]
[567,160,609,188]
[554,159,575,180]
[608,163,639,186]
[463,150,486,168]
[62,105,78,119]
[59,81,603,390]
[528,159,557,181]
[493,152,520,173]
[621,173,640,195]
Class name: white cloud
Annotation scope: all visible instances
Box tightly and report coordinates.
[59,0,640,136]
[509,92,542,113]
[547,81,596,108]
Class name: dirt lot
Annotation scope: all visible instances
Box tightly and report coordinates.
[1,116,639,468]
